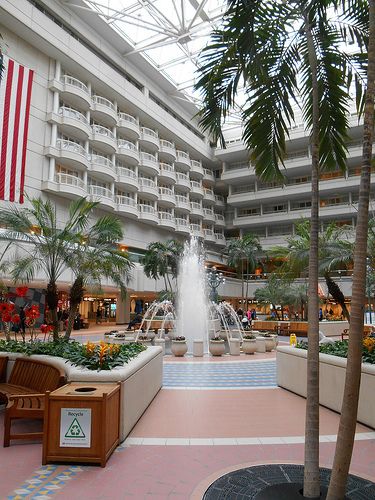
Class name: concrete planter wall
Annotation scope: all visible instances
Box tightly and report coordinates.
[277,346,375,429]
[0,346,163,441]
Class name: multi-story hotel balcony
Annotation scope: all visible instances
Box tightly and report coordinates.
[89,154,116,181]
[175,218,190,234]
[204,228,216,243]
[45,139,89,170]
[190,223,204,238]
[116,195,139,219]
[159,140,177,161]
[214,232,226,246]
[116,166,139,191]
[50,75,91,110]
[42,172,87,199]
[190,180,204,198]
[214,213,226,227]
[117,112,140,140]
[203,168,215,184]
[175,172,191,191]
[90,124,117,153]
[203,208,215,223]
[204,188,216,203]
[158,211,176,231]
[215,194,225,207]
[190,201,204,218]
[139,152,160,176]
[159,163,176,184]
[175,150,191,171]
[175,194,191,213]
[48,106,91,140]
[139,127,160,151]
[91,95,117,127]
[190,160,204,179]
[88,185,115,210]
[138,178,159,200]
[117,139,139,166]
[221,162,255,183]
[158,187,176,207]
[138,204,159,225]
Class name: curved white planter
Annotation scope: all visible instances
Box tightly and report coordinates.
[0,346,163,441]
[171,340,188,357]
[242,339,257,355]
[264,337,275,352]
[277,345,375,429]
[209,340,225,356]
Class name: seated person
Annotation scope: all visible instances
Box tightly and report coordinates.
[127,313,143,331]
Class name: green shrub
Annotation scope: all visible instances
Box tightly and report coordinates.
[296,339,375,365]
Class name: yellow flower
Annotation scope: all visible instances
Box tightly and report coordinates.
[363,338,375,353]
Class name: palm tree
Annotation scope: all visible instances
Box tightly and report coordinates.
[0,197,101,341]
[226,234,262,307]
[142,240,183,295]
[64,215,133,339]
[254,275,291,320]
[271,220,353,320]
[196,1,366,495]
[288,282,309,320]
[328,1,375,497]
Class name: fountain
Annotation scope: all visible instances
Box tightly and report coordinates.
[136,238,244,354]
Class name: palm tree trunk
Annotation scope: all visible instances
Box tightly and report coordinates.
[327,2,375,497]
[303,15,321,498]
[65,276,85,340]
[46,282,59,342]
[241,260,245,304]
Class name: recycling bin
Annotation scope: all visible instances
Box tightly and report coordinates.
[42,382,120,467]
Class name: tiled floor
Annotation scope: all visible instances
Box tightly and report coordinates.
[0,332,374,499]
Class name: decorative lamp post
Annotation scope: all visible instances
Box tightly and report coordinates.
[206,266,225,303]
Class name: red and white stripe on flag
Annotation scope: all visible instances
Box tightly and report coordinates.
[0,55,34,204]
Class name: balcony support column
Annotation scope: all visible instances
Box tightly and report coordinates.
[51,124,58,147]
[53,91,59,113]
[111,183,115,196]
[48,157,55,181]
[55,60,61,81]
[83,170,88,185]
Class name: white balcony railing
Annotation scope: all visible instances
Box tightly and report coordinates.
[56,172,85,189]
[176,218,189,227]
[139,177,156,188]
[56,138,86,157]
[215,214,225,222]
[140,152,158,163]
[90,154,115,170]
[116,166,137,179]
[88,185,113,198]
[61,75,89,93]
[191,181,202,189]
[118,112,138,124]
[176,172,189,182]
[116,195,137,207]
[159,211,174,221]
[191,160,202,168]
[139,204,156,214]
[91,124,115,139]
[176,195,189,204]
[92,95,116,110]
[204,188,214,197]
[141,127,158,138]
[191,201,202,210]
[58,106,88,124]
[177,150,190,160]
[204,208,214,216]
[160,139,174,149]
[190,223,202,232]
[118,139,138,151]
[158,187,174,196]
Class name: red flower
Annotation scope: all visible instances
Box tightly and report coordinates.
[0,303,10,314]
[2,313,11,322]
[7,303,15,313]
[15,286,29,297]
[25,305,40,319]
[11,314,20,324]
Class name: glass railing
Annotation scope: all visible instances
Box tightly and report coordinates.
[92,95,116,110]
[159,211,173,221]
[118,139,138,151]
[56,139,86,157]
[160,163,174,173]
[140,152,158,163]
[176,195,189,204]
[160,139,174,149]
[176,218,189,227]
[118,112,138,124]
[139,204,156,214]
[59,106,88,124]
[61,75,89,93]
[158,187,173,196]
[91,124,115,139]
[116,195,136,207]
[176,150,190,160]
[117,166,137,179]
[88,185,113,198]
[139,178,156,188]
[90,154,115,169]
[176,172,189,181]
[56,172,85,189]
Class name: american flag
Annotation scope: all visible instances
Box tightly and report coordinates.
[0,55,34,204]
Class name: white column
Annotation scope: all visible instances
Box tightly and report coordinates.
[110,182,115,196]
[48,158,55,181]
[51,124,58,147]
[53,92,59,113]
[55,60,61,81]
[112,127,116,138]
[111,153,116,167]
[85,140,90,154]
[83,170,88,186]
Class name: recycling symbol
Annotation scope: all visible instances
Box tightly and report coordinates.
[65,418,85,438]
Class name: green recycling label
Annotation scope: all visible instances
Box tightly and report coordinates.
[60,409,91,447]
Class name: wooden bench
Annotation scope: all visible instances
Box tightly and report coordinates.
[0,357,66,446]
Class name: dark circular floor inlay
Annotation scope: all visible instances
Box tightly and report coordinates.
[203,465,375,499]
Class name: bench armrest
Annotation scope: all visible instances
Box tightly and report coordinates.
[8,393,46,401]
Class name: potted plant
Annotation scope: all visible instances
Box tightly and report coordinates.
[242,334,257,355]
[263,332,275,352]
[138,335,152,347]
[171,336,188,357]
[209,336,225,356]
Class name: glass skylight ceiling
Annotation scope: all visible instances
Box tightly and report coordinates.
[81,0,226,105]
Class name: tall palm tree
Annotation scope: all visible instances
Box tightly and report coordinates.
[142,240,183,294]
[254,275,292,320]
[226,234,262,307]
[0,197,100,341]
[328,0,375,497]
[64,215,133,339]
[196,1,366,495]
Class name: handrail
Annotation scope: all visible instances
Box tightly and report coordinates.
[118,139,138,151]
[176,172,189,181]
[61,75,89,93]
[176,194,189,203]
[204,229,214,236]
[190,180,202,188]
[139,204,156,214]
[160,139,174,149]
[139,177,156,188]
[56,139,86,156]
[116,195,136,207]
[191,201,202,209]
[56,172,85,189]
[91,124,115,139]
[140,152,158,163]
[58,106,88,124]
[191,159,202,168]
[89,185,113,198]
[118,112,138,124]
[158,187,173,196]
[158,211,173,220]
[90,154,114,169]
[92,95,116,110]
[176,150,190,160]
[176,218,189,226]
[117,166,137,179]
[141,127,158,138]
[215,195,225,203]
